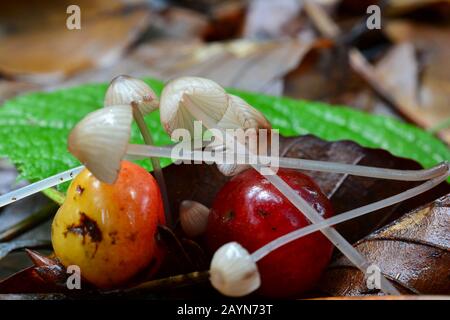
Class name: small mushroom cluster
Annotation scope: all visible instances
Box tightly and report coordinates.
[0,75,448,297]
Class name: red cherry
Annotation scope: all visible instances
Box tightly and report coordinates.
[206,168,334,298]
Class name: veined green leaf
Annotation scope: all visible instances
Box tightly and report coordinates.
[0,78,448,191]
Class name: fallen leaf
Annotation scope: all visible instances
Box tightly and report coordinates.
[0,240,51,261]
[50,38,314,96]
[319,194,450,296]
[162,135,449,243]
[244,0,304,39]
[280,135,450,242]
[384,21,450,143]
[0,267,55,294]
[386,0,450,16]
[374,43,419,110]
[203,1,246,41]
[149,6,209,39]
[0,1,151,82]
[158,39,315,95]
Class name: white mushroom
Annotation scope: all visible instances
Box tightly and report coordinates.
[68,105,132,184]
[160,77,229,136]
[179,200,210,238]
[104,75,159,115]
[210,242,261,297]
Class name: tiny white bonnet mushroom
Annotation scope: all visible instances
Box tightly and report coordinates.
[159,77,230,135]
[68,105,132,184]
[104,75,159,115]
[210,242,261,297]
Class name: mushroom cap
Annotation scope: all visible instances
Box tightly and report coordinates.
[105,75,159,115]
[210,242,261,297]
[68,105,132,184]
[160,77,229,135]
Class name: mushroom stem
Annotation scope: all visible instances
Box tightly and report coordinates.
[276,157,448,181]
[131,103,172,227]
[126,144,448,181]
[182,94,400,295]
[1,146,447,210]
[0,166,84,208]
[251,169,449,262]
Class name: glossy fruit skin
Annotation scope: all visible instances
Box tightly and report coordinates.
[52,161,165,289]
[206,168,334,298]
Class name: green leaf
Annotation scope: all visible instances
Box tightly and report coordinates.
[0,78,448,191]
[229,89,450,170]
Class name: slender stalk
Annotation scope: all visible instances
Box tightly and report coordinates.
[183,94,400,295]
[1,146,447,210]
[0,203,58,242]
[126,144,449,181]
[251,170,449,262]
[132,103,172,227]
[0,166,84,208]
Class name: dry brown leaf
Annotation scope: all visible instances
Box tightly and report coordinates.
[374,43,419,109]
[59,38,315,95]
[161,135,449,243]
[384,21,450,143]
[149,6,209,39]
[0,1,150,82]
[386,0,450,16]
[244,0,304,39]
[164,39,314,95]
[319,194,450,296]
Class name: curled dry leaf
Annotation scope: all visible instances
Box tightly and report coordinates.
[319,194,450,296]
